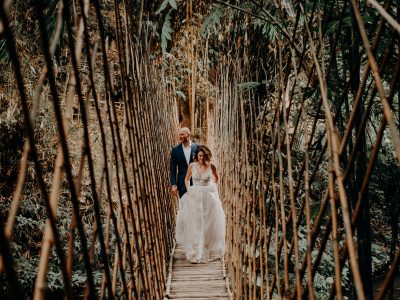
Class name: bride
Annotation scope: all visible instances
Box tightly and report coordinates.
[175,145,226,263]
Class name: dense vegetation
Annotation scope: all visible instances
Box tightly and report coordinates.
[1,0,399,298]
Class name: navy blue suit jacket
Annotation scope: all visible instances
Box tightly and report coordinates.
[170,143,199,197]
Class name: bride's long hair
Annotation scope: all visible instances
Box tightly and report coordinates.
[194,145,212,162]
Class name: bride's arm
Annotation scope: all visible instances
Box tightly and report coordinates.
[211,163,219,184]
[184,164,193,192]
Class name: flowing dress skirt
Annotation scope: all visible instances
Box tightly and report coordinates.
[175,183,226,263]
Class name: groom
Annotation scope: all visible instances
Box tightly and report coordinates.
[170,127,199,198]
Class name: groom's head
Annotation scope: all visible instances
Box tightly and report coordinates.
[179,127,191,143]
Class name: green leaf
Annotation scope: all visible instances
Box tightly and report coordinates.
[162,26,172,40]
[161,12,173,52]
[264,23,277,41]
[176,90,186,100]
[239,2,256,10]
[156,0,169,14]
[371,243,381,252]
[325,20,339,35]
[183,67,192,74]
[362,11,378,24]
[238,81,261,91]
[201,6,225,36]
[169,0,178,10]
[342,16,352,27]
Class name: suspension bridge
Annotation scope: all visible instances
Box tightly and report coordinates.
[1,0,400,299]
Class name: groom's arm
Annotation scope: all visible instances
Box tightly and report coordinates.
[170,148,178,187]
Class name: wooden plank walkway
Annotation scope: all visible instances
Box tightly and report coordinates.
[165,244,232,299]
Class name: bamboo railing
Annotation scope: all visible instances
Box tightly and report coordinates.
[0,1,178,299]
[208,1,400,299]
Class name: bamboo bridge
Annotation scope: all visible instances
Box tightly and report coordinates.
[1,0,400,299]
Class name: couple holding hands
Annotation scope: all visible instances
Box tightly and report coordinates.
[170,128,226,263]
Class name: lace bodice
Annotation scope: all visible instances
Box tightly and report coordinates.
[192,163,212,186]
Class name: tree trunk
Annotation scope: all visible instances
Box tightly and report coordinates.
[178,97,191,128]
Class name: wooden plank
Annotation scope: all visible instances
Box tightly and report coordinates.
[164,244,232,300]
[169,293,230,298]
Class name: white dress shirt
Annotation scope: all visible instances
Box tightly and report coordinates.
[182,141,192,165]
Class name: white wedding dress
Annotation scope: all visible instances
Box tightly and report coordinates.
[175,163,226,263]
